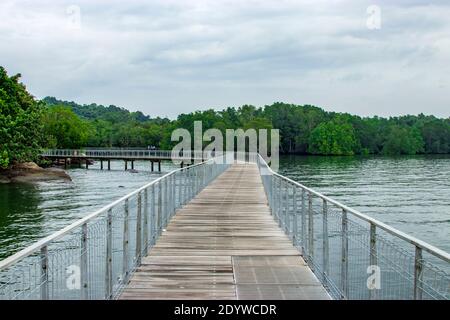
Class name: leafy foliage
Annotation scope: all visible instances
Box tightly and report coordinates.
[40,97,450,156]
[41,105,92,148]
[0,67,44,169]
[382,126,424,155]
[308,119,358,155]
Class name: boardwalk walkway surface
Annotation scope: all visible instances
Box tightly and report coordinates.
[120,164,330,300]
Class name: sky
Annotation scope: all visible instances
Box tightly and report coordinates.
[0,0,449,119]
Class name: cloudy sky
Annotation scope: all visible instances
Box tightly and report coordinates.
[1,0,449,118]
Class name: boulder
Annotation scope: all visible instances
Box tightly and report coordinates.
[1,162,72,183]
[0,176,11,184]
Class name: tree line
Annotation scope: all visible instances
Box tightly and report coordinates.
[1,66,449,169]
[42,98,450,156]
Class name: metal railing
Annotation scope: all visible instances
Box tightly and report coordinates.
[0,155,229,300]
[256,154,450,300]
[2,151,448,300]
[41,149,215,160]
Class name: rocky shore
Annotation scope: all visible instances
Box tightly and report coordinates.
[0,162,72,184]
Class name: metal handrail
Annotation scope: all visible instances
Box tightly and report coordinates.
[0,156,220,272]
[256,153,450,300]
[256,154,450,263]
[2,152,448,300]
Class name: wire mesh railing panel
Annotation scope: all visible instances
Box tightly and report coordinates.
[420,252,450,299]
[0,155,229,300]
[86,216,107,299]
[256,154,450,300]
[41,149,221,160]
[46,231,83,300]
[0,253,41,299]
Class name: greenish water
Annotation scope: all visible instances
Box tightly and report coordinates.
[0,155,449,261]
[279,154,450,254]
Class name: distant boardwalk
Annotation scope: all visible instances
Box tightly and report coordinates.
[41,149,210,171]
[120,164,330,300]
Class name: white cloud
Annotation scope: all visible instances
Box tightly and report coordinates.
[0,0,449,118]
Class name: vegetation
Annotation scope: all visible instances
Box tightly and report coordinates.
[41,105,91,149]
[0,67,44,169]
[1,66,449,171]
[41,98,450,156]
[308,118,358,156]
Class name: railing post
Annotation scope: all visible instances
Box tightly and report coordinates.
[185,169,189,204]
[158,182,162,236]
[203,164,206,188]
[308,192,314,265]
[414,246,423,300]
[170,173,177,216]
[136,192,142,265]
[105,209,112,299]
[322,199,329,285]
[151,184,157,245]
[167,175,171,218]
[341,209,349,299]
[194,165,197,186]
[164,178,168,227]
[169,174,173,216]
[270,175,275,215]
[143,189,149,253]
[193,167,198,195]
[185,168,189,202]
[277,179,282,226]
[81,223,88,299]
[183,170,187,204]
[174,173,177,212]
[122,199,129,284]
[292,187,298,245]
[273,178,278,222]
[301,188,307,255]
[179,170,183,206]
[175,172,179,209]
[40,246,49,300]
[189,168,193,199]
[369,223,377,300]
[284,182,289,234]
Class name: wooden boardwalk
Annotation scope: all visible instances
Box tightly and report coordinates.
[120,164,330,300]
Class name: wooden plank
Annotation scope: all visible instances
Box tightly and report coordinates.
[119,164,329,300]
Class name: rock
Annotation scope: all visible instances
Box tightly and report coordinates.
[1,162,72,184]
[12,162,42,170]
[0,176,11,184]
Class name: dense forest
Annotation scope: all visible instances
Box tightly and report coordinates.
[43,97,450,156]
[1,66,450,169]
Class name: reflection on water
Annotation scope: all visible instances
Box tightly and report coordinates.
[279,154,450,253]
[0,160,179,259]
[0,183,45,256]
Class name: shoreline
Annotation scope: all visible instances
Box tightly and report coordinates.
[0,162,72,184]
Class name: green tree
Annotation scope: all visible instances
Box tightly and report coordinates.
[308,119,359,155]
[382,126,425,155]
[42,105,91,148]
[0,67,44,169]
[419,119,450,154]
